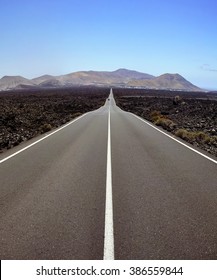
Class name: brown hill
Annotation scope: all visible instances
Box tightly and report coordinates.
[57,69,154,86]
[127,73,200,91]
[0,70,201,91]
[0,76,35,90]
[32,75,55,84]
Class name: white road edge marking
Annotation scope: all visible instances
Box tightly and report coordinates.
[131,113,217,165]
[0,113,89,164]
[103,108,115,260]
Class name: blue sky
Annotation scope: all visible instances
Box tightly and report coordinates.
[1,0,217,89]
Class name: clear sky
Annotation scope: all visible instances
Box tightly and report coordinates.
[1,0,217,89]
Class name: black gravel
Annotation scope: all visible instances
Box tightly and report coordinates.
[114,88,217,157]
[0,87,109,152]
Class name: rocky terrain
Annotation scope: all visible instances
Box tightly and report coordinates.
[0,87,109,152]
[114,88,217,157]
[1,86,216,157]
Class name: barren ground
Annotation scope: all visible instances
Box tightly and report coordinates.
[0,87,109,152]
[1,87,217,158]
[114,88,217,157]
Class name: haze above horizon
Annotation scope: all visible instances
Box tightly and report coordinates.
[1,0,217,89]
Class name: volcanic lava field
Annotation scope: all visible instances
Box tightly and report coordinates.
[114,88,217,157]
[0,87,217,157]
[0,87,108,152]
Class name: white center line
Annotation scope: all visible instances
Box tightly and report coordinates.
[103,107,115,260]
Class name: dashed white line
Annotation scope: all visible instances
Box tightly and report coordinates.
[103,108,115,260]
[0,113,88,164]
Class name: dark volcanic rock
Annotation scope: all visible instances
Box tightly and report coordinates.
[114,88,217,157]
[0,87,108,152]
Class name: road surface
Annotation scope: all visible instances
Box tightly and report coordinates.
[0,89,217,259]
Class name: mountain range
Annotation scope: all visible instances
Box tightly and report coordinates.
[0,69,201,91]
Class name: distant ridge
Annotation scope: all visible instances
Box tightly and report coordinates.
[0,69,201,91]
[127,73,200,91]
[112,68,155,80]
[0,76,35,90]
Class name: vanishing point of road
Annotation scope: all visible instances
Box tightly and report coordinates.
[0,89,217,259]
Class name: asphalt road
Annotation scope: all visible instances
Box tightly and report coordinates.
[0,89,217,259]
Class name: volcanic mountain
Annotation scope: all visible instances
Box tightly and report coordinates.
[0,76,35,91]
[127,73,200,91]
[0,69,201,91]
